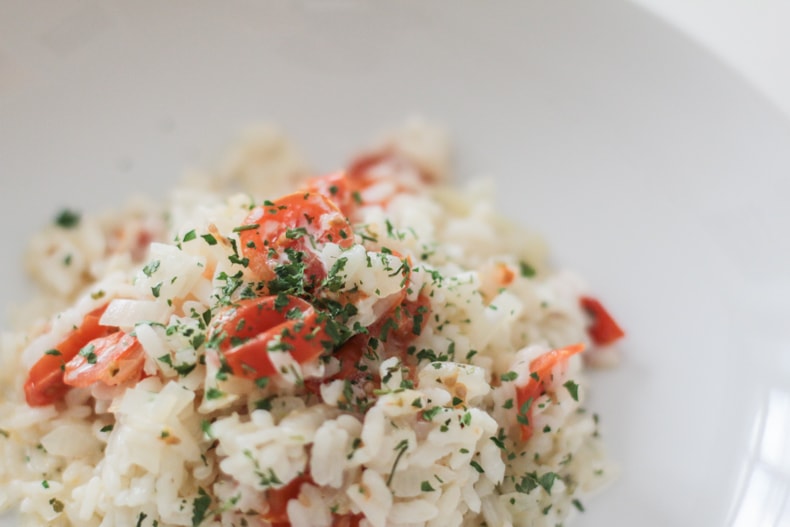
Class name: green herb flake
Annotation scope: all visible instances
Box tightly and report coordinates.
[564,380,579,401]
[572,499,585,512]
[41,480,49,489]
[500,371,518,382]
[422,406,442,421]
[420,481,435,492]
[519,261,536,278]
[142,260,161,277]
[387,439,410,487]
[54,209,81,229]
[136,512,148,527]
[201,233,218,246]
[44,349,62,357]
[205,388,224,400]
[183,230,197,242]
[191,487,212,527]
[469,460,484,473]
[100,424,114,433]
[233,224,259,233]
[151,282,163,298]
[79,344,97,365]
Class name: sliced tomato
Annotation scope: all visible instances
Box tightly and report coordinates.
[580,296,625,346]
[210,296,329,380]
[63,331,145,388]
[514,343,585,441]
[239,192,354,287]
[24,305,115,406]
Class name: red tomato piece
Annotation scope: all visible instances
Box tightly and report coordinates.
[63,331,145,388]
[239,192,353,287]
[24,305,116,406]
[580,296,625,346]
[210,296,330,380]
[514,343,585,441]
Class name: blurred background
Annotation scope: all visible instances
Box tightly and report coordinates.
[633,0,790,118]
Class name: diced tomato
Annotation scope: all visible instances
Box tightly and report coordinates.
[239,192,353,287]
[210,296,329,380]
[262,474,363,527]
[514,343,585,441]
[580,296,625,346]
[63,331,145,388]
[262,474,310,525]
[24,305,115,406]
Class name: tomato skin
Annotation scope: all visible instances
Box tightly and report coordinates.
[63,331,145,388]
[303,171,355,217]
[24,305,115,407]
[580,296,625,346]
[262,474,363,527]
[514,343,585,441]
[210,296,330,380]
[262,474,309,525]
[239,192,354,287]
[303,150,421,219]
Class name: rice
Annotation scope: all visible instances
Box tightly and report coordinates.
[0,120,620,527]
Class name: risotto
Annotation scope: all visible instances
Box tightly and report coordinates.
[0,122,623,527]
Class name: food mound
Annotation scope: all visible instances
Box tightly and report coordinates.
[0,123,623,527]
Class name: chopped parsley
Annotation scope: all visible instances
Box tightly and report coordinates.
[564,380,579,401]
[387,439,409,487]
[519,260,536,278]
[500,371,518,382]
[205,388,224,400]
[79,344,97,365]
[54,209,80,228]
[515,471,560,495]
[469,460,484,473]
[232,224,259,233]
[191,487,211,527]
[422,406,443,421]
[142,260,161,277]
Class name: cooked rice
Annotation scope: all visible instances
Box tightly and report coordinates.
[0,120,616,527]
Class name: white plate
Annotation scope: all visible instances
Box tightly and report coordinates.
[2,1,789,526]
